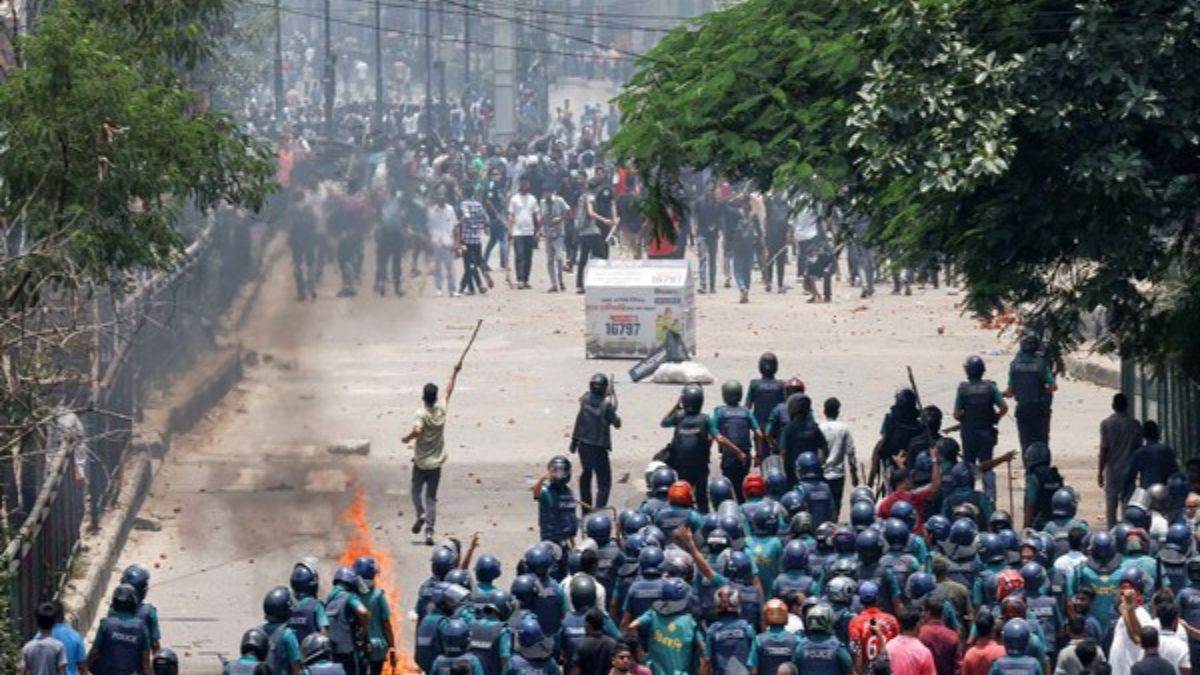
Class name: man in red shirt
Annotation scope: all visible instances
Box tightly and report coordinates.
[848,581,901,671]
[887,608,937,675]
[877,458,942,528]
[961,609,1005,675]
[917,596,961,675]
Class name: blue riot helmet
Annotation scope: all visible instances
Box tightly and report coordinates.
[850,486,875,507]
[906,572,937,600]
[979,534,1006,564]
[790,512,815,539]
[1002,618,1032,655]
[964,355,985,380]
[1119,566,1146,590]
[833,526,857,554]
[300,634,333,665]
[353,556,379,581]
[658,577,692,615]
[997,529,1020,556]
[1023,441,1051,470]
[120,565,151,602]
[988,510,1013,534]
[1050,489,1077,519]
[751,506,780,537]
[431,547,456,579]
[1090,532,1117,564]
[290,561,319,597]
[1166,523,1193,553]
[474,554,502,584]
[796,452,822,480]
[1019,562,1047,594]
[857,528,884,563]
[523,546,553,578]
[639,525,667,549]
[727,551,754,584]
[826,577,858,605]
[890,500,917,530]
[851,501,876,532]
[948,518,978,547]
[263,586,294,622]
[949,462,974,490]
[510,574,540,609]
[638,546,665,578]
[680,384,704,414]
[765,468,789,498]
[719,514,746,549]
[782,540,809,573]
[547,455,572,484]
[857,580,881,607]
[444,568,473,591]
[709,476,735,507]
[935,436,961,463]
[515,616,553,659]
[883,518,911,550]
[332,567,359,591]
[650,467,677,498]
[779,491,805,518]
[241,628,270,660]
[622,511,650,535]
[925,515,951,544]
[585,513,613,545]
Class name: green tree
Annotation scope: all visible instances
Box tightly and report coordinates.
[612,0,1200,377]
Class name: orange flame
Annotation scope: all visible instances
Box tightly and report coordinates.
[340,487,420,674]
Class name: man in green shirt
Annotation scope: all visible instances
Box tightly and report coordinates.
[402,363,460,545]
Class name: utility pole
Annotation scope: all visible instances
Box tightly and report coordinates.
[463,0,471,103]
[273,0,284,120]
[423,0,433,139]
[322,0,335,138]
[436,0,446,119]
[373,0,384,127]
[493,4,515,141]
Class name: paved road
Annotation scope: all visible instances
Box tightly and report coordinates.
[95,176,1114,672]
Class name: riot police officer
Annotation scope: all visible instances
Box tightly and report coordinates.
[1004,332,1056,452]
[302,634,349,675]
[992,619,1043,675]
[533,456,579,552]
[954,355,1008,503]
[661,384,714,512]
[325,567,370,675]
[222,628,270,674]
[289,560,329,644]
[88,584,151,675]
[570,373,622,511]
[747,352,786,458]
[118,564,161,654]
[793,603,854,674]
[710,380,759,502]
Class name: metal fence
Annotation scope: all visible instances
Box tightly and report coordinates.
[1121,358,1200,463]
[1,207,265,637]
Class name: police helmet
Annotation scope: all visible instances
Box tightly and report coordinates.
[719,514,746,548]
[290,561,319,596]
[727,551,754,583]
[964,355,985,379]
[1148,483,1169,512]
[515,616,552,659]
[850,486,875,507]
[748,506,777,537]
[979,533,1006,564]
[1019,333,1040,353]
[300,633,334,664]
[1002,618,1032,654]
[883,518,911,549]
[996,529,1020,554]
[510,574,541,607]
[906,572,936,600]
[935,436,961,462]
[828,556,859,581]
[948,517,978,547]
[333,566,360,591]
[1187,555,1200,583]
[790,512,814,538]
[890,500,917,529]
[438,583,471,615]
[680,384,704,414]
[796,451,821,479]
[851,501,876,532]
[857,580,880,606]
[658,577,692,615]
[708,476,735,507]
[152,648,179,675]
[1019,562,1047,594]
[925,515,952,543]
[1120,566,1146,590]
[833,526,857,554]
[806,603,834,634]
[622,511,651,535]
[639,525,667,549]
[949,462,975,490]
[782,540,809,573]
[742,474,766,499]
[442,617,473,656]
[758,352,779,377]
[262,586,294,622]
[241,627,270,659]
[1050,489,1077,519]
[638,546,665,577]
[1090,531,1117,563]
[589,373,608,396]
[988,510,1013,533]
[547,455,572,483]
[1166,523,1193,552]
[1023,442,1051,469]
[353,556,378,581]
[622,533,647,561]
[431,547,457,579]
[585,513,613,545]
[764,468,788,498]
[667,481,695,508]
[650,467,677,497]
[714,586,741,615]
[779,491,805,518]
[568,574,598,610]
[1123,503,1151,530]
[120,565,151,601]
[721,380,743,406]
[474,554,502,584]
[523,546,553,578]
[856,529,884,563]
[826,576,858,605]
[815,522,837,550]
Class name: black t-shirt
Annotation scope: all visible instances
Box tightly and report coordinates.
[569,634,618,675]
[1132,654,1178,675]
[592,186,614,222]
[617,193,641,233]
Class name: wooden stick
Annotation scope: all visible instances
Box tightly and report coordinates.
[456,319,484,369]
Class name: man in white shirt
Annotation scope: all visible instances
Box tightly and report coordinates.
[507,177,540,289]
[818,397,859,521]
[1113,587,1192,675]
[426,189,459,296]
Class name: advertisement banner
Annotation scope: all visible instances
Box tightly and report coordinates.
[584,259,696,359]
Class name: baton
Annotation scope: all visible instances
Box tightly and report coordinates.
[455,319,484,370]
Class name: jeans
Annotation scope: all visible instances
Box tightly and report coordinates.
[337,234,363,294]
[545,235,566,289]
[850,240,875,295]
[483,220,508,268]
[432,247,455,292]
[764,241,787,288]
[375,232,403,292]
[290,239,317,298]
[578,443,612,510]
[513,234,535,284]
[698,233,719,291]
[411,466,441,534]
[733,248,753,292]
[459,242,484,293]
[576,234,606,289]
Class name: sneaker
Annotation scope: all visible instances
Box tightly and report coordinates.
[576,288,585,295]
[724,278,732,288]
[424,533,434,546]
[739,290,749,304]
[411,517,425,534]
[547,286,559,293]
[698,287,707,295]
